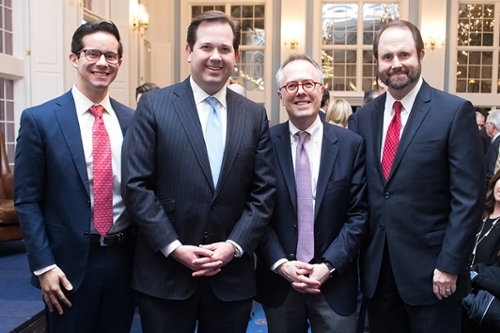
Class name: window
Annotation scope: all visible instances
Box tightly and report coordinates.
[0,78,15,164]
[450,1,500,107]
[320,2,400,92]
[0,0,13,164]
[0,0,12,55]
[456,3,495,93]
[190,4,266,92]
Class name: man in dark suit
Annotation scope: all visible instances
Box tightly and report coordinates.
[255,54,368,333]
[349,20,485,333]
[318,89,330,121]
[14,21,136,332]
[476,111,491,154]
[121,10,276,333]
[485,109,500,181]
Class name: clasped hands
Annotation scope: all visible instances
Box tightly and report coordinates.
[171,242,235,277]
[276,261,330,294]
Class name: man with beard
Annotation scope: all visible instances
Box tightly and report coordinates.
[349,20,485,333]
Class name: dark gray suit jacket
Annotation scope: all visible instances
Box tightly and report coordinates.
[349,80,485,306]
[14,90,133,290]
[255,121,368,315]
[485,135,500,181]
[121,77,276,302]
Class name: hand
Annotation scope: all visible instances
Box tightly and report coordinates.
[292,263,330,294]
[432,268,457,300]
[170,244,220,276]
[39,266,73,315]
[276,261,322,294]
[194,242,235,277]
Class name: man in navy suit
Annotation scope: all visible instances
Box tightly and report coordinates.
[14,21,136,332]
[121,10,276,333]
[349,20,485,332]
[255,54,368,333]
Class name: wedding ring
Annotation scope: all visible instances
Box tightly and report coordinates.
[445,288,451,292]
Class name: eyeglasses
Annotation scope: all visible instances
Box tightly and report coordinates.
[77,49,121,64]
[279,81,322,94]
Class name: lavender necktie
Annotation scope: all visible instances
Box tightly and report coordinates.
[295,131,314,262]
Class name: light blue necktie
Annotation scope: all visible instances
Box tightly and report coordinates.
[205,97,224,187]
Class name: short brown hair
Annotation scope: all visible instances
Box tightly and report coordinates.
[373,20,424,60]
[186,10,240,52]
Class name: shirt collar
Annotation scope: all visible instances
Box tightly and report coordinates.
[385,76,424,114]
[190,76,227,109]
[71,84,113,115]
[288,115,322,143]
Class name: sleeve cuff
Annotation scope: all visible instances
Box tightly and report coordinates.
[34,264,57,276]
[161,240,182,257]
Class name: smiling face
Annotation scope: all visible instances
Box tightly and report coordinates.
[278,60,323,130]
[377,26,424,100]
[70,32,122,103]
[186,21,239,96]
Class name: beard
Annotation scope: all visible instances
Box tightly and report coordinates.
[379,62,421,91]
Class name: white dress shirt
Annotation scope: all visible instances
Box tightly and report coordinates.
[380,77,424,160]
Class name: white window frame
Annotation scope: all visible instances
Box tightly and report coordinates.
[450,0,500,107]
[312,0,408,106]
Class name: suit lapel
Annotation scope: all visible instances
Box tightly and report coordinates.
[315,124,339,218]
[387,82,432,181]
[273,123,297,212]
[53,92,90,196]
[171,79,214,189]
[371,97,386,181]
[111,98,132,136]
[216,90,244,194]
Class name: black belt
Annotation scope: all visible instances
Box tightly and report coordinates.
[86,228,134,246]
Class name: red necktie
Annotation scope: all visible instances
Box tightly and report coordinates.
[89,105,113,236]
[295,131,314,262]
[381,101,402,180]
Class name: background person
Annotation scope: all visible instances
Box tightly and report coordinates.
[349,20,485,333]
[462,170,500,333]
[14,21,136,333]
[121,10,276,333]
[318,89,330,121]
[326,97,353,128]
[485,109,500,182]
[135,82,160,103]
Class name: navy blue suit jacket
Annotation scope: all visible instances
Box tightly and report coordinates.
[121,77,276,302]
[255,121,368,316]
[14,90,133,290]
[349,80,485,306]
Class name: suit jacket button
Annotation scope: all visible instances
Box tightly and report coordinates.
[289,254,296,260]
[83,232,89,238]
[384,192,390,199]
[203,231,208,239]
[379,224,385,230]
[86,200,91,207]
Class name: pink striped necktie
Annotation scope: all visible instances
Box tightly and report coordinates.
[295,131,314,262]
[89,105,113,236]
[381,101,402,180]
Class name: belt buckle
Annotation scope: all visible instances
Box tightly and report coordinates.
[99,236,110,247]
